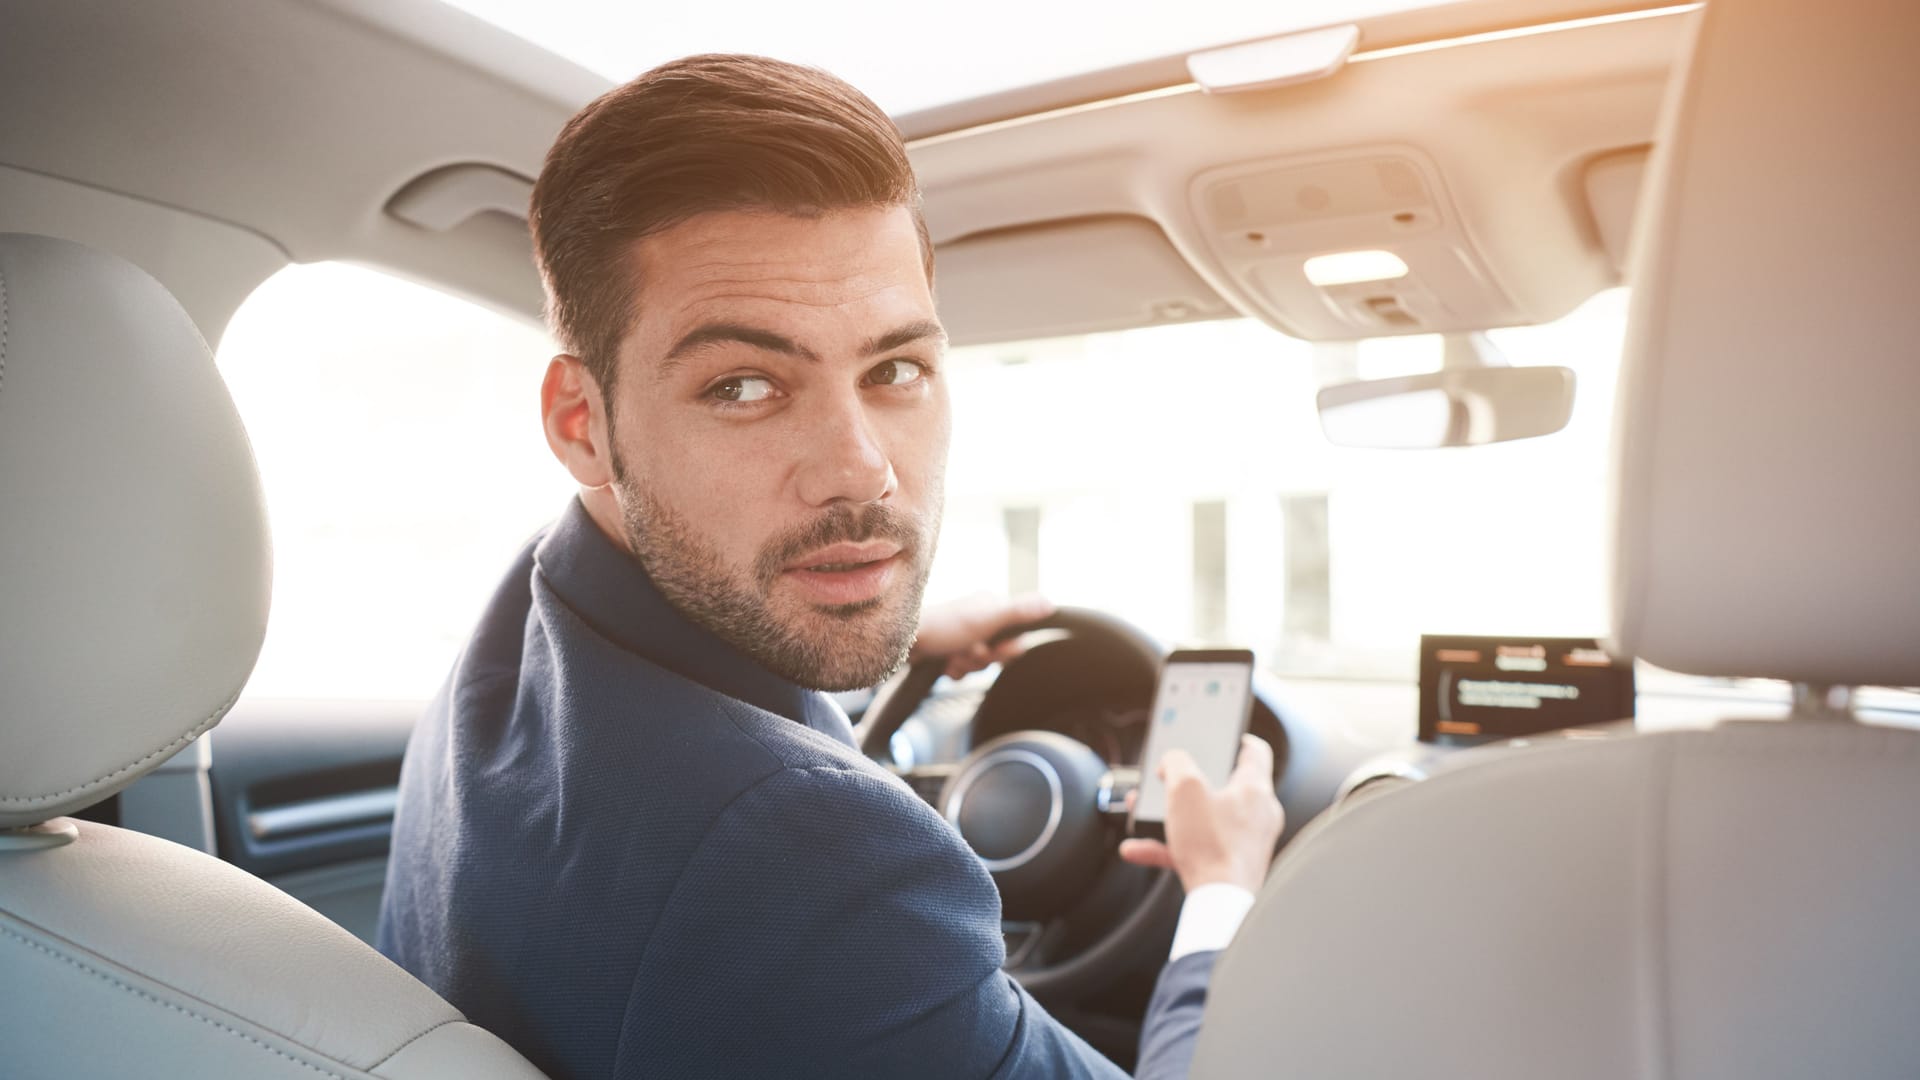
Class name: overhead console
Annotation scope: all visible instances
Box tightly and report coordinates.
[1190,148,1523,339]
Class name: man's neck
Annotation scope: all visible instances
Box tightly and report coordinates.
[577,484,632,555]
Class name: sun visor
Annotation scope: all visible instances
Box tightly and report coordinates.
[935,215,1235,346]
[1581,146,1648,276]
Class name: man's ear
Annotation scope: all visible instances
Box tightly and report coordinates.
[541,354,615,489]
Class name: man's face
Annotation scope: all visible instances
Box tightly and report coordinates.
[604,206,949,691]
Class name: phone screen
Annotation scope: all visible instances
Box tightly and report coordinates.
[1132,653,1254,827]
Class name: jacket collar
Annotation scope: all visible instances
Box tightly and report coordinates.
[532,497,854,742]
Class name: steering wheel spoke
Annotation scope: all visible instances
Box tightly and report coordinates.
[1001,919,1047,970]
[1095,765,1141,825]
[859,607,1183,1001]
[894,763,958,809]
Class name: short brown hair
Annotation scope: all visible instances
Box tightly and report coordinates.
[530,54,932,397]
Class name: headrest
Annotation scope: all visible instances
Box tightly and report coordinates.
[1609,0,1920,689]
[0,234,270,828]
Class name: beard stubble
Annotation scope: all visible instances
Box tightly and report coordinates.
[613,463,938,692]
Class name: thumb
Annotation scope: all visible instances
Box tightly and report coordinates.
[1118,838,1174,870]
[1229,733,1275,789]
[1158,747,1202,786]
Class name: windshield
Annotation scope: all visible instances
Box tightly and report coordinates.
[930,288,1630,682]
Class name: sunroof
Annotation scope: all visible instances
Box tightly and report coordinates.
[440,0,1461,117]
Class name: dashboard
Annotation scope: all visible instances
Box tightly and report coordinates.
[865,627,1657,847]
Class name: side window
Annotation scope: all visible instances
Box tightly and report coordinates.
[216,263,577,700]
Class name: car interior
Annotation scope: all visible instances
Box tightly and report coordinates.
[2,0,1916,1076]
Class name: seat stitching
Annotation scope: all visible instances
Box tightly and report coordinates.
[0,690,238,807]
[1,261,10,393]
[0,923,351,1079]
[364,1017,464,1072]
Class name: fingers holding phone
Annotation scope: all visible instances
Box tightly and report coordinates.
[1120,734,1284,893]
[1121,648,1284,893]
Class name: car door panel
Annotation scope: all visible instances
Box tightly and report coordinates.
[206,699,418,943]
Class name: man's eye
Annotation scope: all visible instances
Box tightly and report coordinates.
[709,375,777,403]
[866,359,927,388]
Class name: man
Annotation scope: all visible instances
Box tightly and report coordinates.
[379,54,1283,1079]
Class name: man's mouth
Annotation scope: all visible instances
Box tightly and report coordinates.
[785,541,901,572]
[781,542,904,606]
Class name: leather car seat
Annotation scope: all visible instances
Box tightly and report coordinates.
[0,233,548,1079]
[1193,1,1920,1076]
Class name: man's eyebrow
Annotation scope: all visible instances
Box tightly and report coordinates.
[863,319,947,358]
[661,322,822,370]
[656,317,948,377]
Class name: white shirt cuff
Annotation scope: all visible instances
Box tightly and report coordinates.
[1168,882,1257,962]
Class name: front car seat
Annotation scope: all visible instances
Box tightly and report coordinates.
[0,233,546,1079]
[1192,1,1920,1077]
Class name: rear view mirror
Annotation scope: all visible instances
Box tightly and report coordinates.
[1315,365,1576,449]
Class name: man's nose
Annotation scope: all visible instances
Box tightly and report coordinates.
[794,387,896,507]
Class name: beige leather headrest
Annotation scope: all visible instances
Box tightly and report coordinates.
[1609,0,1920,688]
[0,234,270,828]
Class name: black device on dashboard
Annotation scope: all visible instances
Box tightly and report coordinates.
[1129,648,1256,841]
[1418,634,1634,743]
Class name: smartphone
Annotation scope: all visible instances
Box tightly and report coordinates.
[1129,648,1256,841]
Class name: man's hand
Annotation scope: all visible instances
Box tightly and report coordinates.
[1118,735,1284,894]
[910,593,1054,679]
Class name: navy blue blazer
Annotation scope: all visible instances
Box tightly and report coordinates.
[379,499,1214,1079]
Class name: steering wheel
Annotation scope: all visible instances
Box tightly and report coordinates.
[858,607,1184,1003]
